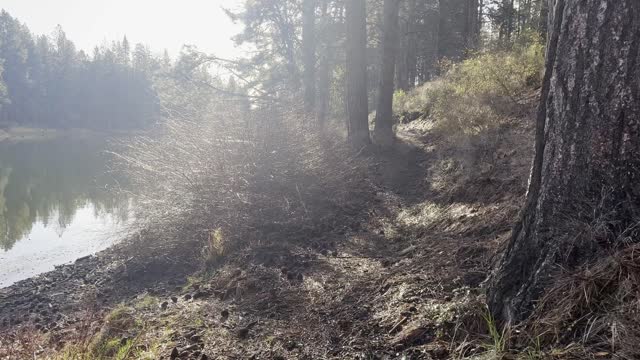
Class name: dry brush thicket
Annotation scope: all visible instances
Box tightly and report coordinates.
[113,105,372,268]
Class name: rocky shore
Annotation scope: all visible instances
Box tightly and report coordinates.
[1,251,118,332]
[0,242,196,338]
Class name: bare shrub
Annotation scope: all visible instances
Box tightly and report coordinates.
[112,105,371,267]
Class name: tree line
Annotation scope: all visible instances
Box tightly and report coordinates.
[223,0,549,146]
[0,9,253,131]
[0,10,160,130]
[0,1,547,133]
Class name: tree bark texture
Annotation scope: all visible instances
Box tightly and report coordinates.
[489,0,640,323]
[316,0,331,126]
[406,0,419,88]
[374,0,401,146]
[303,0,317,115]
[395,0,410,91]
[345,0,371,147]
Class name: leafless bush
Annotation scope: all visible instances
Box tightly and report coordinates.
[112,105,371,266]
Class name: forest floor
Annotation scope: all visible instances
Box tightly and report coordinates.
[0,95,537,359]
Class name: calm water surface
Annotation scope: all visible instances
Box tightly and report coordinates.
[0,136,130,288]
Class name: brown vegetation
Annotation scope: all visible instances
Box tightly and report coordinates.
[0,83,537,360]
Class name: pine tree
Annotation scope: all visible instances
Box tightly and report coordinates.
[373,0,401,146]
[345,0,371,147]
[302,0,317,114]
[489,0,640,322]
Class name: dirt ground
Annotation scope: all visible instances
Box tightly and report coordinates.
[0,102,536,359]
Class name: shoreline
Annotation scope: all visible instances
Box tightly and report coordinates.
[0,127,144,143]
[0,127,61,143]
[0,240,193,331]
[0,245,120,329]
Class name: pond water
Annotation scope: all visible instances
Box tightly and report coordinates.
[0,136,130,288]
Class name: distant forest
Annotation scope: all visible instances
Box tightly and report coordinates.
[0,10,162,130]
[0,0,545,132]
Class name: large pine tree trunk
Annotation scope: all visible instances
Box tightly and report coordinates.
[345,0,371,147]
[405,0,418,88]
[302,0,317,115]
[316,0,331,127]
[396,0,417,91]
[507,0,515,41]
[463,0,479,50]
[489,0,640,323]
[374,0,401,146]
[395,1,410,92]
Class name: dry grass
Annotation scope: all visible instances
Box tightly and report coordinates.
[396,39,543,143]
[111,105,372,271]
[526,244,640,359]
[396,40,542,211]
[507,186,640,359]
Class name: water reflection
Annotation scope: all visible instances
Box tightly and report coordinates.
[0,136,130,286]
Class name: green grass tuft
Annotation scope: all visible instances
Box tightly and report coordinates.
[482,307,510,355]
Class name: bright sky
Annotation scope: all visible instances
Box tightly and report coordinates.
[1,0,244,59]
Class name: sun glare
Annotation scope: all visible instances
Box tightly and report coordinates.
[1,0,243,57]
